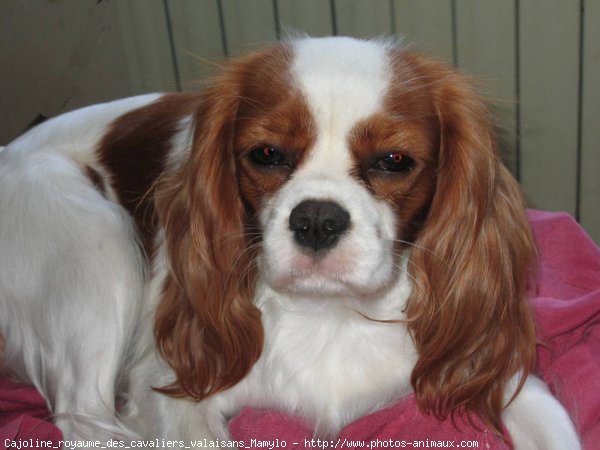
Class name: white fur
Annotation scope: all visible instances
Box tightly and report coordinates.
[211,270,416,438]
[0,37,580,449]
[0,94,161,441]
[503,376,581,449]
[291,37,391,175]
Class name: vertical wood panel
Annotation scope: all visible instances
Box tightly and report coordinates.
[518,0,580,215]
[167,0,226,88]
[455,0,518,173]
[392,0,454,63]
[0,0,133,144]
[580,0,600,243]
[334,0,393,38]
[116,0,177,93]
[220,0,278,55]
[276,0,334,37]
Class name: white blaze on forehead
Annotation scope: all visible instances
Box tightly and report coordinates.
[291,37,391,174]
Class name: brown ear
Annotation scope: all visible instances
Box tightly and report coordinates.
[406,64,537,433]
[153,78,263,400]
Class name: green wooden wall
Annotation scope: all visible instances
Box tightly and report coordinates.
[1,0,598,243]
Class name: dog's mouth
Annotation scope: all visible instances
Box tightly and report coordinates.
[260,239,398,299]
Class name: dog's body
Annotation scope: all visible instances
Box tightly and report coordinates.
[0,37,580,448]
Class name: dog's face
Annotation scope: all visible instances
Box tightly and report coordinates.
[235,38,437,298]
[155,36,536,434]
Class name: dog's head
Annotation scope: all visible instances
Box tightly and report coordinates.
[154,37,536,432]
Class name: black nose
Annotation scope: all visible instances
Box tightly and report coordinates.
[289,200,351,252]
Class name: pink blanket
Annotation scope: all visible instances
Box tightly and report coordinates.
[1,210,599,449]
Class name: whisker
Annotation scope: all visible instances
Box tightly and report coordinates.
[391,238,444,262]
[219,240,263,301]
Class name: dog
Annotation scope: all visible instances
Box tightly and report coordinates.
[0,36,580,449]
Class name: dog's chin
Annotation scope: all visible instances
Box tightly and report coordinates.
[268,272,361,298]
[261,256,398,299]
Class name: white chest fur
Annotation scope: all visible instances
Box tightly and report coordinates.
[215,271,417,437]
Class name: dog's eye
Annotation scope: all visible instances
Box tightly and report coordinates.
[249,145,288,166]
[372,152,414,173]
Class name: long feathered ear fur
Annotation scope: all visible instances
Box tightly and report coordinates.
[153,71,263,400]
[405,58,538,434]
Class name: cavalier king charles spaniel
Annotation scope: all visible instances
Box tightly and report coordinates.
[0,37,580,449]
